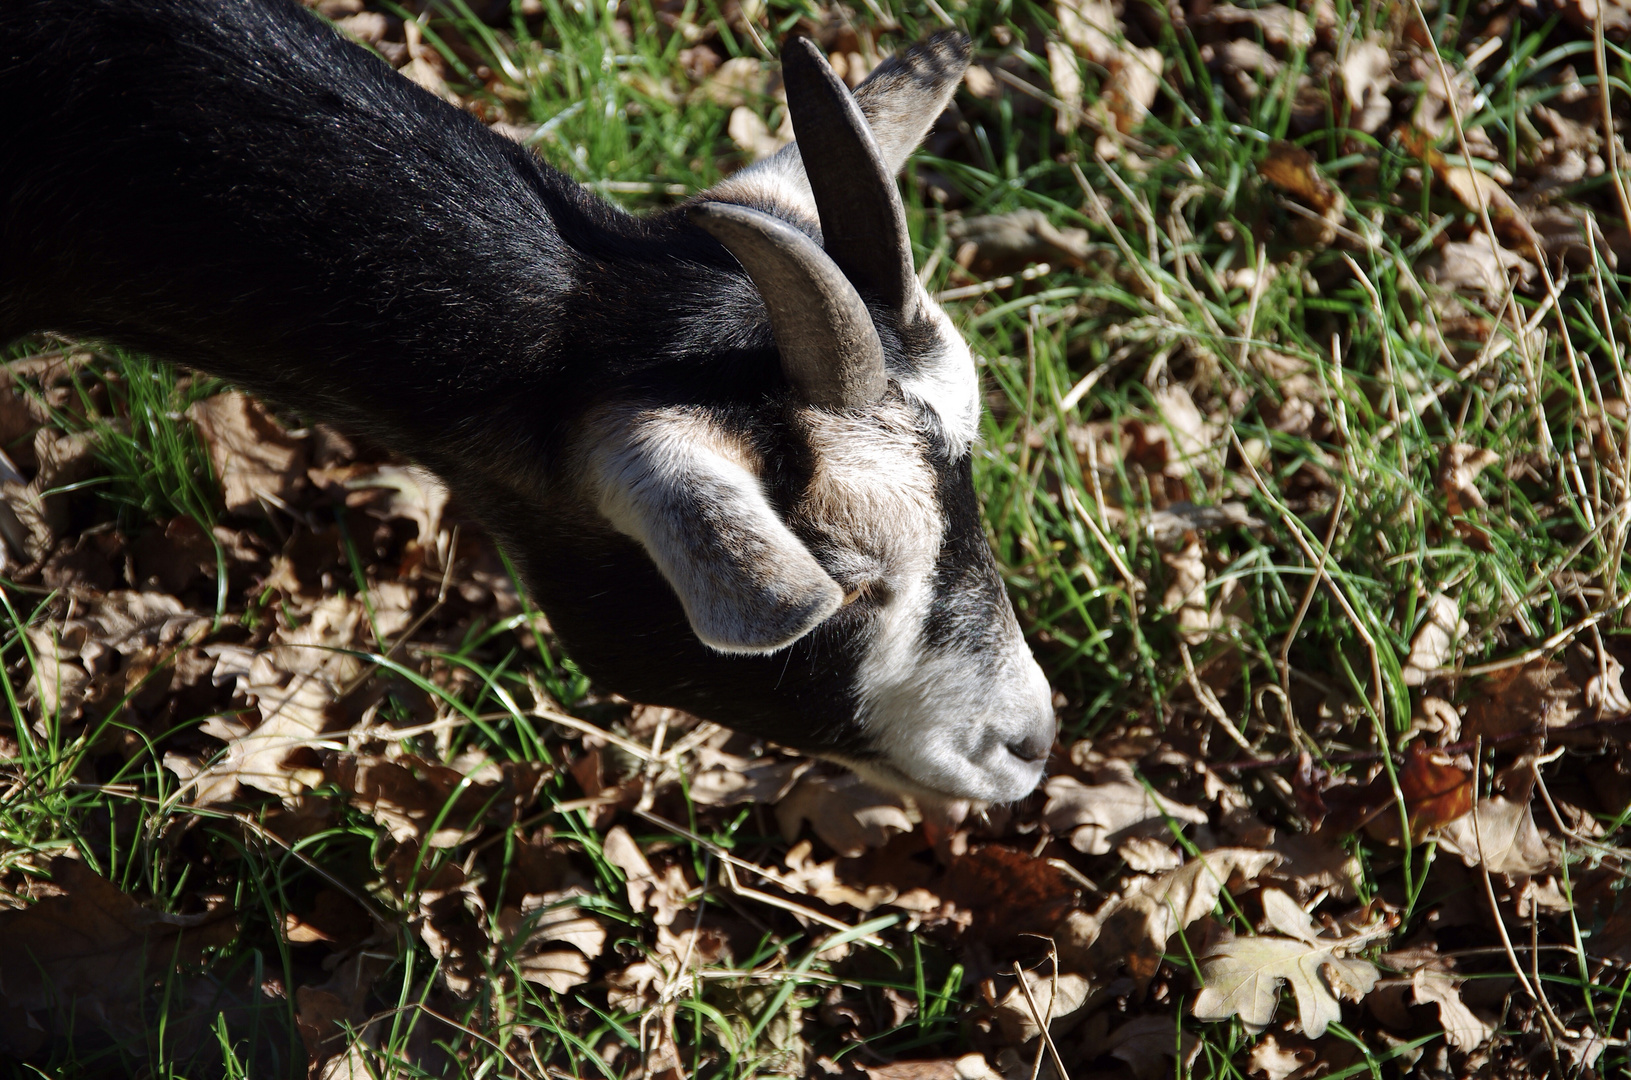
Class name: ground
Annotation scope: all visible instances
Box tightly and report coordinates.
[2,0,1630,1077]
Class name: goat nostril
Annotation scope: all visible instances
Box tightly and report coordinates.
[1005,733,1052,764]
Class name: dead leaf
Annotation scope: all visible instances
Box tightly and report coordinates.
[775,771,912,857]
[187,392,307,515]
[1055,0,1163,133]
[1411,965,1493,1051]
[1434,797,1553,876]
[728,105,790,160]
[1104,1014,1202,1079]
[1162,537,1213,644]
[947,209,1091,277]
[1246,1031,1314,1079]
[1427,233,1536,301]
[0,856,238,1051]
[991,968,1091,1043]
[1437,443,1499,517]
[602,825,694,926]
[1401,592,1465,685]
[1046,41,1082,134]
[687,746,810,806]
[860,1056,1003,1080]
[1268,831,1363,901]
[1043,762,1208,854]
[1339,36,1393,133]
[1058,847,1280,982]
[1462,660,1582,742]
[172,595,366,803]
[1192,891,1381,1037]
[1258,141,1344,225]
[1396,744,1473,840]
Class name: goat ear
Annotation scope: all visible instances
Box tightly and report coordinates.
[587,412,844,654]
[853,31,971,175]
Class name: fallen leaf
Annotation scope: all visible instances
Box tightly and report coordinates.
[602,825,694,926]
[1396,744,1473,840]
[1192,892,1381,1037]
[187,392,307,515]
[1434,797,1552,876]
[1246,1031,1314,1079]
[1103,1014,1202,1079]
[1043,762,1208,855]
[1411,966,1493,1051]
[1427,233,1536,301]
[728,104,790,161]
[172,595,366,803]
[1462,660,1582,742]
[687,746,811,806]
[947,209,1091,277]
[0,856,238,1052]
[1258,141,1345,246]
[1437,443,1499,516]
[1046,41,1082,134]
[860,1055,1003,1080]
[775,771,912,857]
[1058,847,1280,982]
[1162,537,1213,645]
[1401,592,1465,685]
[1338,36,1393,133]
[991,968,1091,1043]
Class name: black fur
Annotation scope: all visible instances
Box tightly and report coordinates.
[0,0,1010,767]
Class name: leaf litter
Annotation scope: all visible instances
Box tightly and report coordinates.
[6,0,1631,1076]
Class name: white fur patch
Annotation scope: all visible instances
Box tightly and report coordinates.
[795,399,1052,803]
[896,293,981,458]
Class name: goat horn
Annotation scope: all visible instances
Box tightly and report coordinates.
[780,36,917,317]
[690,201,887,409]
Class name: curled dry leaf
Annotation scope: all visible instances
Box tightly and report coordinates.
[1437,443,1500,517]
[170,594,366,803]
[187,391,308,515]
[687,745,811,807]
[1401,592,1464,685]
[496,889,605,993]
[1043,761,1207,855]
[1192,889,1382,1038]
[602,824,694,926]
[1161,537,1212,645]
[1046,40,1082,134]
[330,752,548,848]
[991,968,1092,1043]
[775,771,912,858]
[1434,796,1553,876]
[1396,743,1473,840]
[1057,846,1280,983]
[1339,36,1393,133]
[1257,141,1345,245]
[1410,965,1494,1051]
[1427,233,1536,301]
[605,922,733,1012]
[1246,1031,1315,1080]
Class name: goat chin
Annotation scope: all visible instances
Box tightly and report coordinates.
[0,0,1057,803]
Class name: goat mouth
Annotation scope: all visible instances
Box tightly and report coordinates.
[835,754,1039,809]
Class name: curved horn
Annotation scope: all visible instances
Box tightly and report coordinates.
[781,37,917,315]
[691,201,886,409]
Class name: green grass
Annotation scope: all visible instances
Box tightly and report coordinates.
[4,0,1631,1076]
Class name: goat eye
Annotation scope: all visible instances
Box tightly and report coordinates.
[841,580,888,607]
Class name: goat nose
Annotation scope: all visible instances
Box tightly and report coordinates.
[1005,730,1053,764]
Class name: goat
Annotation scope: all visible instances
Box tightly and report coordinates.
[0,0,1056,803]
